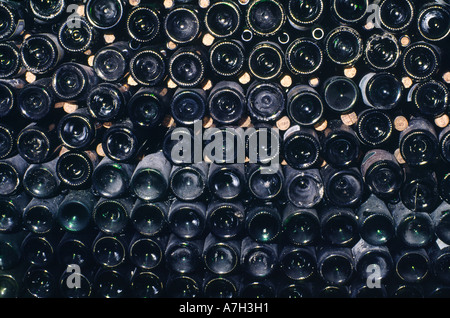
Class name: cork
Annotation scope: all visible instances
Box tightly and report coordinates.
[239,72,251,85]
[344,67,357,79]
[394,148,406,165]
[314,119,328,132]
[276,116,291,131]
[280,75,292,88]
[202,33,215,47]
[435,114,450,128]
[341,112,358,126]
[394,116,409,132]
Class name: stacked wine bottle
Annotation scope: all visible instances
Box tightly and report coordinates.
[1,0,450,298]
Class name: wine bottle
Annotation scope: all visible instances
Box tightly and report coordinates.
[282,125,320,170]
[170,88,206,126]
[356,108,394,147]
[316,245,355,286]
[169,162,208,201]
[0,122,18,160]
[23,157,60,199]
[245,204,281,243]
[247,163,283,201]
[428,240,450,285]
[0,154,27,196]
[93,197,133,235]
[320,205,359,247]
[93,265,131,298]
[56,189,97,232]
[364,33,401,71]
[57,230,96,269]
[164,234,203,274]
[321,119,360,168]
[401,166,440,213]
[23,195,64,235]
[359,72,403,110]
[279,245,316,281]
[208,40,245,78]
[130,268,165,298]
[0,79,23,119]
[21,33,64,75]
[351,238,393,282]
[0,42,24,79]
[391,201,435,248]
[21,231,62,266]
[17,122,60,164]
[393,246,430,283]
[322,76,359,114]
[377,0,415,33]
[431,201,450,245]
[168,46,207,88]
[127,87,169,129]
[23,264,58,298]
[286,0,324,30]
[285,38,323,76]
[0,231,27,270]
[417,3,450,42]
[402,42,440,81]
[356,194,395,246]
[18,78,55,121]
[130,199,168,237]
[240,236,278,278]
[85,0,125,30]
[247,81,286,123]
[164,5,201,44]
[399,117,438,167]
[207,163,246,201]
[57,108,99,150]
[205,200,245,240]
[203,273,239,298]
[282,202,320,246]
[204,1,242,38]
[130,151,172,201]
[286,85,323,126]
[29,0,65,24]
[86,82,130,122]
[245,0,286,37]
[126,4,161,43]
[202,233,240,275]
[129,233,167,270]
[321,164,364,208]
[331,0,368,25]
[168,199,206,240]
[324,26,363,66]
[0,1,27,41]
[58,16,97,54]
[207,81,245,125]
[92,41,132,82]
[129,46,167,86]
[283,166,324,210]
[92,231,129,268]
[409,80,449,119]
[51,62,99,101]
[360,149,404,200]
[248,41,284,81]
[91,156,134,199]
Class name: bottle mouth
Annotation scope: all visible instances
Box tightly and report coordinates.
[243,246,276,277]
[86,0,124,29]
[209,168,245,200]
[0,162,20,196]
[414,81,449,118]
[283,133,320,169]
[164,7,200,44]
[326,170,364,207]
[379,0,414,32]
[323,132,360,167]
[357,109,393,146]
[286,38,323,75]
[170,89,206,125]
[402,43,439,80]
[103,128,137,162]
[93,200,128,234]
[170,166,205,201]
[396,252,429,283]
[130,49,166,86]
[248,167,283,199]
[247,82,285,122]
[281,248,316,280]
[283,211,320,245]
[0,83,14,116]
[22,235,54,266]
[87,84,124,122]
[319,253,354,285]
[58,114,94,149]
[365,34,400,70]
[323,77,359,113]
[30,0,65,21]
[325,27,363,65]
[246,0,286,37]
[128,92,164,128]
[0,200,19,233]
[208,205,244,239]
[288,91,324,126]
[203,277,237,298]
[397,214,434,247]
[58,17,94,53]
[24,267,56,298]
[0,4,16,41]
[52,63,88,100]
[205,1,241,38]
[166,243,201,274]
[92,164,128,198]
[127,7,160,42]
[18,86,53,121]
[23,205,53,234]
[57,201,91,232]
[208,87,245,124]
[322,213,358,246]
[246,209,281,242]
[131,168,168,201]
[92,236,126,267]
[366,73,403,110]
[400,130,438,166]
